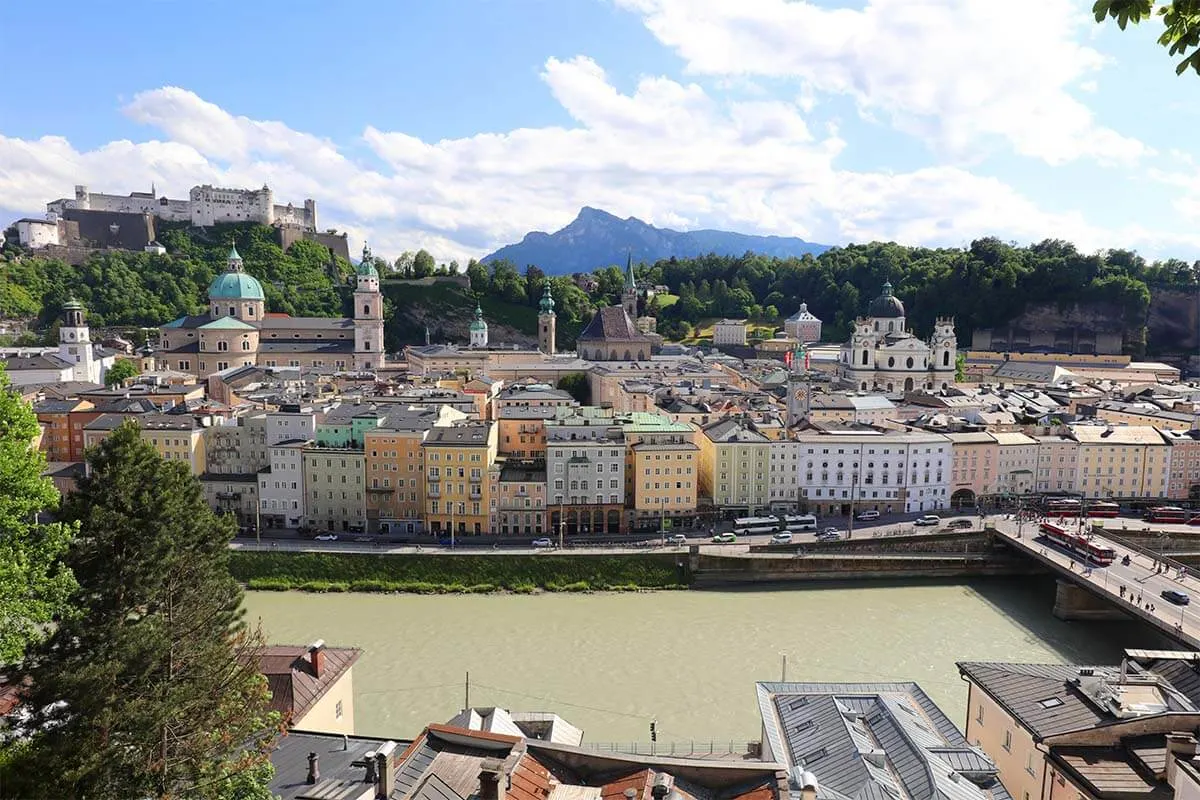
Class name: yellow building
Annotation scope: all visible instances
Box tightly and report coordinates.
[697,417,771,514]
[303,446,366,532]
[259,640,360,735]
[618,412,699,530]
[1035,433,1080,495]
[363,406,463,535]
[1069,424,1170,498]
[82,413,207,475]
[422,421,497,536]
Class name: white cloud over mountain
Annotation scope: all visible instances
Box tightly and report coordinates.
[0,1,1195,262]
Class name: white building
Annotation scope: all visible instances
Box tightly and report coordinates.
[266,406,319,446]
[993,431,1039,495]
[47,183,317,230]
[544,409,625,534]
[260,441,308,529]
[768,439,804,509]
[1034,434,1080,494]
[713,319,748,346]
[15,217,60,249]
[791,427,952,515]
[784,302,822,342]
[1,299,117,386]
[838,282,957,393]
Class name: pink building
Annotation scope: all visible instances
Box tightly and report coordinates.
[1162,428,1200,500]
[946,432,998,506]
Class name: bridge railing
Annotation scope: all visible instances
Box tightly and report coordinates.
[1100,530,1200,582]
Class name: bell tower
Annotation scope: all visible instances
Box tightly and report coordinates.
[59,298,98,383]
[354,243,385,370]
[538,284,556,355]
[622,253,638,319]
[931,317,958,381]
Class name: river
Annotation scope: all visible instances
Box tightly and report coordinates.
[243,577,1163,745]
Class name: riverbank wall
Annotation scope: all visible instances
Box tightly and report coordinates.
[230,551,690,593]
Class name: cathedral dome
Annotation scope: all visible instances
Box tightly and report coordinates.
[208,271,265,301]
[868,281,905,318]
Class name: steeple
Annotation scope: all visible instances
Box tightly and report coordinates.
[538,283,557,356]
[227,244,243,271]
[621,253,638,319]
[625,252,636,290]
[538,283,555,314]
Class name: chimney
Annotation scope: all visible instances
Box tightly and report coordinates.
[306,752,320,785]
[376,740,397,798]
[479,758,506,800]
[362,750,378,784]
[308,639,326,677]
[651,777,670,800]
[1166,733,1197,787]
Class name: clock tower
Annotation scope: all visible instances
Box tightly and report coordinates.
[786,344,811,427]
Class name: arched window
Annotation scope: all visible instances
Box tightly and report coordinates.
[874,321,879,332]
[363,304,370,315]
[861,381,868,391]
[906,357,914,368]
[241,340,251,351]
[199,341,206,351]
[888,321,894,332]
[246,306,254,318]
[943,350,951,367]
[886,383,894,392]
[217,341,228,352]
[624,349,632,360]
[861,349,869,366]
[904,377,914,391]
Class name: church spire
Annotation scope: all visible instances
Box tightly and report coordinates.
[625,251,636,290]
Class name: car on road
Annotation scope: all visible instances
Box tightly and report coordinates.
[914,515,941,526]
[711,532,738,543]
[314,533,339,542]
[354,536,373,542]
[1162,589,1191,606]
[531,537,554,548]
[856,510,881,521]
[668,533,688,545]
[821,527,841,536]
[816,530,841,542]
[946,519,973,529]
[769,532,794,545]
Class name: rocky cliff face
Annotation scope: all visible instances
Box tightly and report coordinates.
[1147,287,1199,356]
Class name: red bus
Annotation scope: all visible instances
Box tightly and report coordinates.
[1046,499,1083,518]
[1087,502,1120,519]
[1038,521,1117,566]
[1146,506,1188,524]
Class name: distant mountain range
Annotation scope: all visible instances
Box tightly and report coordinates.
[481,207,832,273]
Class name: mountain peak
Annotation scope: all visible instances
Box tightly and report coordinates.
[483,209,831,273]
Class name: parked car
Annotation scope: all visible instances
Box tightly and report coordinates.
[314,533,339,542]
[769,532,794,545]
[855,510,881,521]
[1162,589,1191,606]
[531,537,554,548]
[947,519,973,529]
[711,532,738,543]
[914,515,941,526]
[668,533,688,545]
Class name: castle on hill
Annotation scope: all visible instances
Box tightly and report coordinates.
[48,183,317,229]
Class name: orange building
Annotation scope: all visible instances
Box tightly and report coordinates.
[495,407,556,459]
[363,407,454,535]
[34,398,93,462]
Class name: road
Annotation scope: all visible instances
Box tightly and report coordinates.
[990,516,1200,642]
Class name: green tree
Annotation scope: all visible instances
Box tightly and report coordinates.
[955,353,967,382]
[104,358,141,387]
[412,249,436,278]
[8,422,277,799]
[0,364,75,665]
[466,260,489,293]
[557,372,591,404]
[1093,1,1200,75]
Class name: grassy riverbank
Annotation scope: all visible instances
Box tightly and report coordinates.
[229,551,689,593]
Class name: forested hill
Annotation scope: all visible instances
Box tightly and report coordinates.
[631,239,1194,352]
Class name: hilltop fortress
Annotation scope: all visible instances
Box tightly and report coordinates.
[48,183,318,230]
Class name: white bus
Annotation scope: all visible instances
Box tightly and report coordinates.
[733,516,781,535]
[782,514,818,532]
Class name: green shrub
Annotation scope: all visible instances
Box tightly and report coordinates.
[560,581,591,592]
[247,578,292,591]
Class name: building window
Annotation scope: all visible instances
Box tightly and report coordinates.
[1002,730,1011,752]
[975,705,983,725]
[335,700,343,719]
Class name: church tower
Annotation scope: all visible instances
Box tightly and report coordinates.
[354,243,385,370]
[469,303,489,348]
[786,344,811,427]
[622,253,638,320]
[59,298,99,383]
[931,317,958,386]
[537,283,556,355]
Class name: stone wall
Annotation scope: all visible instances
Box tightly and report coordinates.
[690,551,1036,586]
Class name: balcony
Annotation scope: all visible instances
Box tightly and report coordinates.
[366,485,395,494]
[215,491,241,500]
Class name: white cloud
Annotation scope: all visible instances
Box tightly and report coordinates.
[1,60,1196,265]
[618,0,1149,165]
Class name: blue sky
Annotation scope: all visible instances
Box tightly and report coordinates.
[3,0,1200,262]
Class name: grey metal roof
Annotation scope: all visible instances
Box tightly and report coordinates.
[757,682,1008,800]
[395,738,438,795]
[260,316,355,331]
[957,663,1122,738]
[269,731,413,800]
[411,773,465,800]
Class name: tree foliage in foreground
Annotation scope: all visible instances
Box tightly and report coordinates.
[1093,0,1200,75]
[0,364,75,665]
[4,422,278,799]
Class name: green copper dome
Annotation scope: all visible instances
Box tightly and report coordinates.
[469,304,487,331]
[357,243,379,277]
[208,271,265,301]
[539,284,555,314]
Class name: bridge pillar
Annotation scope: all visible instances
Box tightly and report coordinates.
[1052,579,1127,622]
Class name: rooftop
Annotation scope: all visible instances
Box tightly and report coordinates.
[259,642,361,725]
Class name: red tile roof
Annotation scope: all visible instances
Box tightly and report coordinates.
[258,644,360,725]
[600,768,653,800]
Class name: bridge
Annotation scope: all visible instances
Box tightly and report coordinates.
[990,518,1200,648]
